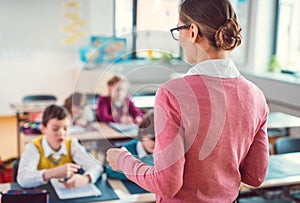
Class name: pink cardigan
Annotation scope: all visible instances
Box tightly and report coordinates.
[117,73,269,202]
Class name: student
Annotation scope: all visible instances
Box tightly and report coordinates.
[107,0,269,202]
[17,104,103,188]
[106,110,155,180]
[96,75,143,124]
[63,92,95,127]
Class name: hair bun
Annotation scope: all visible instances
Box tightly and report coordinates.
[215,18,242,51]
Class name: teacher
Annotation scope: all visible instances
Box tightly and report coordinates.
[107,0,269,202]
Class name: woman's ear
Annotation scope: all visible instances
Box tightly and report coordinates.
[190,23,200,42]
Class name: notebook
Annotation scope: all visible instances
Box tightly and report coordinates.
[50,178,101,200]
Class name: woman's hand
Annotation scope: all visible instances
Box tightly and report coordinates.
[60,174,91,189]
[106,147,127,171]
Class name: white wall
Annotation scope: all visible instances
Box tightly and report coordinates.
[0,0,113,115]
[243,71,300,115]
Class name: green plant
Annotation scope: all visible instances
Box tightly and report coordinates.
[267,55,281,72]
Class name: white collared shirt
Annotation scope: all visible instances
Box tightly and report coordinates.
[17,137,103,188]
[136,141,148,159]
[42,137,67,159]
[186,58,241,78]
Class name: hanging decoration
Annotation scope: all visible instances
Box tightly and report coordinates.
[61,1,87,45]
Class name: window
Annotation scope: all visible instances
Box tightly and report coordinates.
[114,0,250,65]
[114,0,181,60]
[276,0,300,73]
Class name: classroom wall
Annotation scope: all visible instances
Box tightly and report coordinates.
[0,0,299,118]
[243,72,300,117]
[0,0,113,115]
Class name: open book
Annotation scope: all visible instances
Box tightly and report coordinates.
[50,178,101,200]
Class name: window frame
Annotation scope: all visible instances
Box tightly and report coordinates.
[113,0,182,60]
[274,0,300,74]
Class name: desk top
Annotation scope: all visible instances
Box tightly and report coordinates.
[258,152,300,188]
[22,122,138,144]
[267,112,300,129]
[0,175,155,203]
[10,101,57,113]
[240,152,300,190]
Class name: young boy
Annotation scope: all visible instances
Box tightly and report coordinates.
[106,110,154,180]
[17,104,103,188]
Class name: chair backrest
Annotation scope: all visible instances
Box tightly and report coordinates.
[12,158,19,182]
[274,137,300,154]
[23,95,57,103]
[1,189,49,203]
[86,93,100,105]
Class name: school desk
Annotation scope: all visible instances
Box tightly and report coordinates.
[21,122,138,144]
[240,152,300,192]
[0,174,155,203]
[267,112,300,154]
[260,152,300,189]
[268,112,300,136]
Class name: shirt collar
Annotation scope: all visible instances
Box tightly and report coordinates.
[42,136,67,158]
[185,58,241,78]
[136,141,148,159]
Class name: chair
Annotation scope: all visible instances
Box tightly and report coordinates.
[1,189,49,203]
[274,137,300,154]
[86,93,100,106]
[12,158,19,182]
[22,94,57,103]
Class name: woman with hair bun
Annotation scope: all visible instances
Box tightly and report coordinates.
[107,0,269,202]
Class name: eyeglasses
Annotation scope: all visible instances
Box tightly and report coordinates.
[170,24,203,41]
[170,24,190,41]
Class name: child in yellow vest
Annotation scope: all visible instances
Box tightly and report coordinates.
[17,104,103,188]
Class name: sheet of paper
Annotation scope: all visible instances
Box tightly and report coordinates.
[50,178,101,199]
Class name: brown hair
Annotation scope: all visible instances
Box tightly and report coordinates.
[107,76,122,87]
[42,104,69,126]
[63,92,87,117]
[138,110,155,140]
[179,0,242,51]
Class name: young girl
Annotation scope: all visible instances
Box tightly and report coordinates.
[17,104,103,188]
[63,92,95,127]
[96,75,143,125]
[106,110,155,180]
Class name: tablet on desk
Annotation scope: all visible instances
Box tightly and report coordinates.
[50,178,101,200]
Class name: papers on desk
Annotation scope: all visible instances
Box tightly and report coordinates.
[69,123,99,135]
[108,123,139,134]
[69,125,86,134]
[50,178,101,200]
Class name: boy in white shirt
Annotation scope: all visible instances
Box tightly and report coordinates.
[17,104,103,188]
